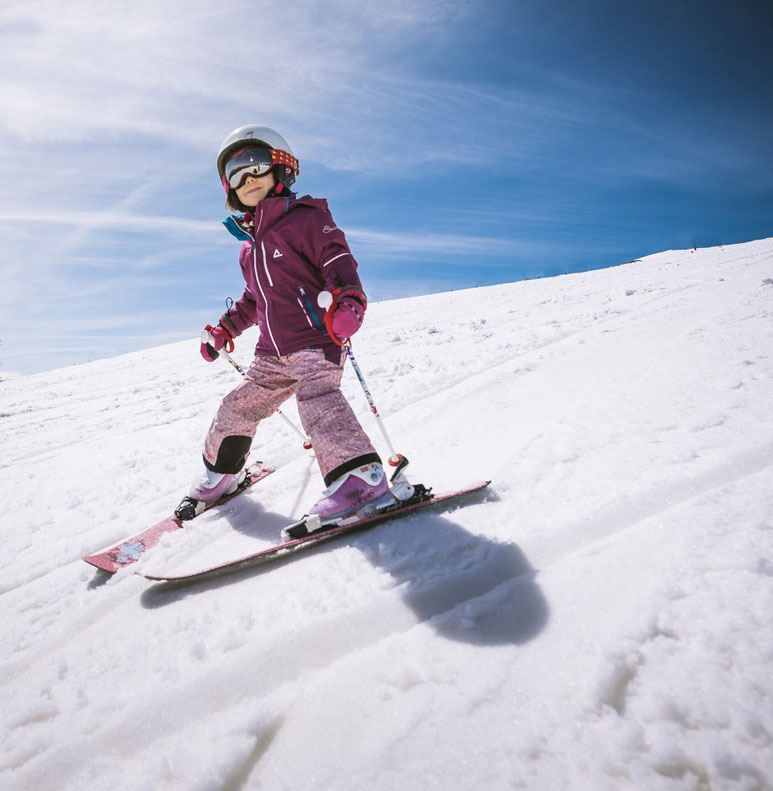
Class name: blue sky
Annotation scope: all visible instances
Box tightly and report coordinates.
[1,0,772,376]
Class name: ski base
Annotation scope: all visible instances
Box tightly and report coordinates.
[140,480,491,584]
[82,461,274,573]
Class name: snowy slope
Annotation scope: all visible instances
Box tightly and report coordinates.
[1,239,772,791]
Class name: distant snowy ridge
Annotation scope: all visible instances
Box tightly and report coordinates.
[1,238,772,791]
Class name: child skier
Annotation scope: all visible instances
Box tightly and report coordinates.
[181,124,388,521]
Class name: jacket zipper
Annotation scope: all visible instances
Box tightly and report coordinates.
[254,206,265,236]
[252,242,281,355]
[298,286,323,330]
[296,297,313,328]
[261,241,274,287]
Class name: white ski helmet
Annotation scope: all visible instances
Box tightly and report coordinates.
[217,124,299,211]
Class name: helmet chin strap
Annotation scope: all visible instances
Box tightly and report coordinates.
[266,180,296,202]
[267,181,285,198]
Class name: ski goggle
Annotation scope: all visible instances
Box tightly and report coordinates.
[222,146,300,190]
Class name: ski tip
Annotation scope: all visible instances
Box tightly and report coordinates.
[82,556,117,573]
[456,479,491,493]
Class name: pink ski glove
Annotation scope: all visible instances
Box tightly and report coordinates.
[200,324,235,362]
[330,297,364,342]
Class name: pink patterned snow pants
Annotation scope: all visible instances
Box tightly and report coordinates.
[203,348,378,483]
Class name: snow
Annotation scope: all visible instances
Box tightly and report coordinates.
[1,238,772,790]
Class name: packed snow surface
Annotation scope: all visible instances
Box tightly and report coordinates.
[1,239,772,791]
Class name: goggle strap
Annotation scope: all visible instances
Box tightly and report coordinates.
[269,148,300,175]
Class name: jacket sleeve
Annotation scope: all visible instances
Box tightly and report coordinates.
[220,288,258,337]
[219,243,259,336]
[303,204,367,310]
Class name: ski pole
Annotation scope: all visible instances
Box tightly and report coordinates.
[316,292,403,468]
[201,329,312,450]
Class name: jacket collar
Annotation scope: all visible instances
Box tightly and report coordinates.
[222,214,254,241]
[222,195,327,241]
[222,196,293,241]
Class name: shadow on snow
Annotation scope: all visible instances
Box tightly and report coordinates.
[139,489,549,648]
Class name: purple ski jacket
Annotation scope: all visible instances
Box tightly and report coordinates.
[218,196,366,359]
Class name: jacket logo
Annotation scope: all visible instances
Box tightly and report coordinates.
[273,248,283,259]
[322,225,337,234]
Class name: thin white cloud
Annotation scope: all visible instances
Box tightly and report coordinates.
[0,210,221,235]
[348,226,551,258]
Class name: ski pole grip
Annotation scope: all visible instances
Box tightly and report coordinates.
[201,327,225,358]
[202,325,235,354]
[318,289,347,346]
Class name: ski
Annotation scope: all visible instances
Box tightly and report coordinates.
[140,480,491,584]
[82,461,275,573]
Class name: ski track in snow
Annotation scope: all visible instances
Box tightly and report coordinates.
[1,239,772,790]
